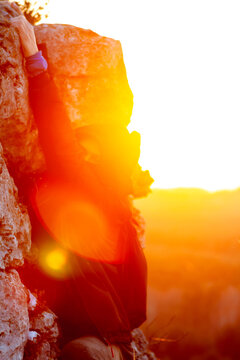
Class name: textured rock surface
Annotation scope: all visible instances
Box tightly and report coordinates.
[0,270,29,360]
[0,143,59,359]
[35,23,133,128]
[0,3,153,359]
[132,328,157,360]
[0,1,44,176]
[0,147,30,360]
[24,298,59,360]
[0,144,31,269]
[30,310,59,340]
[0,1,133,177]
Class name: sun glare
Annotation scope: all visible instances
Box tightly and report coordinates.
[44,0,240,192]
[45,248,67,271]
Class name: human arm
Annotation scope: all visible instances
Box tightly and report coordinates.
[10,2,38,57]
[10,5,140,202]
[9,5,75,172]
[10,8,103,195]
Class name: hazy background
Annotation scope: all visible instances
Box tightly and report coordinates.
[136,188,240,359]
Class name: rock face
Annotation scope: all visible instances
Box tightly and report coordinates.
[35,24,133,129]
[0,1,133,177]
[0,147,59,360]
[24,297,59,360]
[0,1,44,176]
[0,2,154,359]
[0,143,31,269]
[0,141,30,359]
[132,329,157,360]
[0,270,29,360]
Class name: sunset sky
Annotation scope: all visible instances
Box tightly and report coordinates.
[38,0,240,191]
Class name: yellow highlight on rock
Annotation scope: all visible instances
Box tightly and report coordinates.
[45,249,67,271]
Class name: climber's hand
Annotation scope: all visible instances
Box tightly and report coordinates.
[10,5,38,58]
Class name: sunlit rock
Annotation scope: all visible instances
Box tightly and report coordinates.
[131,328,157,360]
[24,306,59,360]
[0,144,31,269]
[0,3,152,359]
[35,23,133,128]
[0,270,29,359]
[0,1,134,178]
[0,1,44,176]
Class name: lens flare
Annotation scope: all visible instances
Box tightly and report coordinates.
[30,177,126,264]
[38,244,70,279]
[45,248,67,271]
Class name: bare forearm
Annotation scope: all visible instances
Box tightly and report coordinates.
[9,5,81,174]
[10,3,38,57]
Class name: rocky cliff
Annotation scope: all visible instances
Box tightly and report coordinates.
[0,2,133,177]
[0,142,59,359]
[0,1,155,359]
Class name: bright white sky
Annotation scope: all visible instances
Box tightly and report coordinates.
[42,0,240,191]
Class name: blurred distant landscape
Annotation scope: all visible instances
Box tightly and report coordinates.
[135,188,240,360]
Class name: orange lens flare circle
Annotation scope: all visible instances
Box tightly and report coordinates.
[46,248,67,271]
[39,245,69,279]
[31,178,124,264]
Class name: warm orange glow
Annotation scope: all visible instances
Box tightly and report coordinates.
[31,178,126,264]
[45,248,67,271]
[136,188,240,358]
[38,244,70,279]
[45,0,240,191]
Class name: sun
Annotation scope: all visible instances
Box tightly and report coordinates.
[44,0,240,192]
